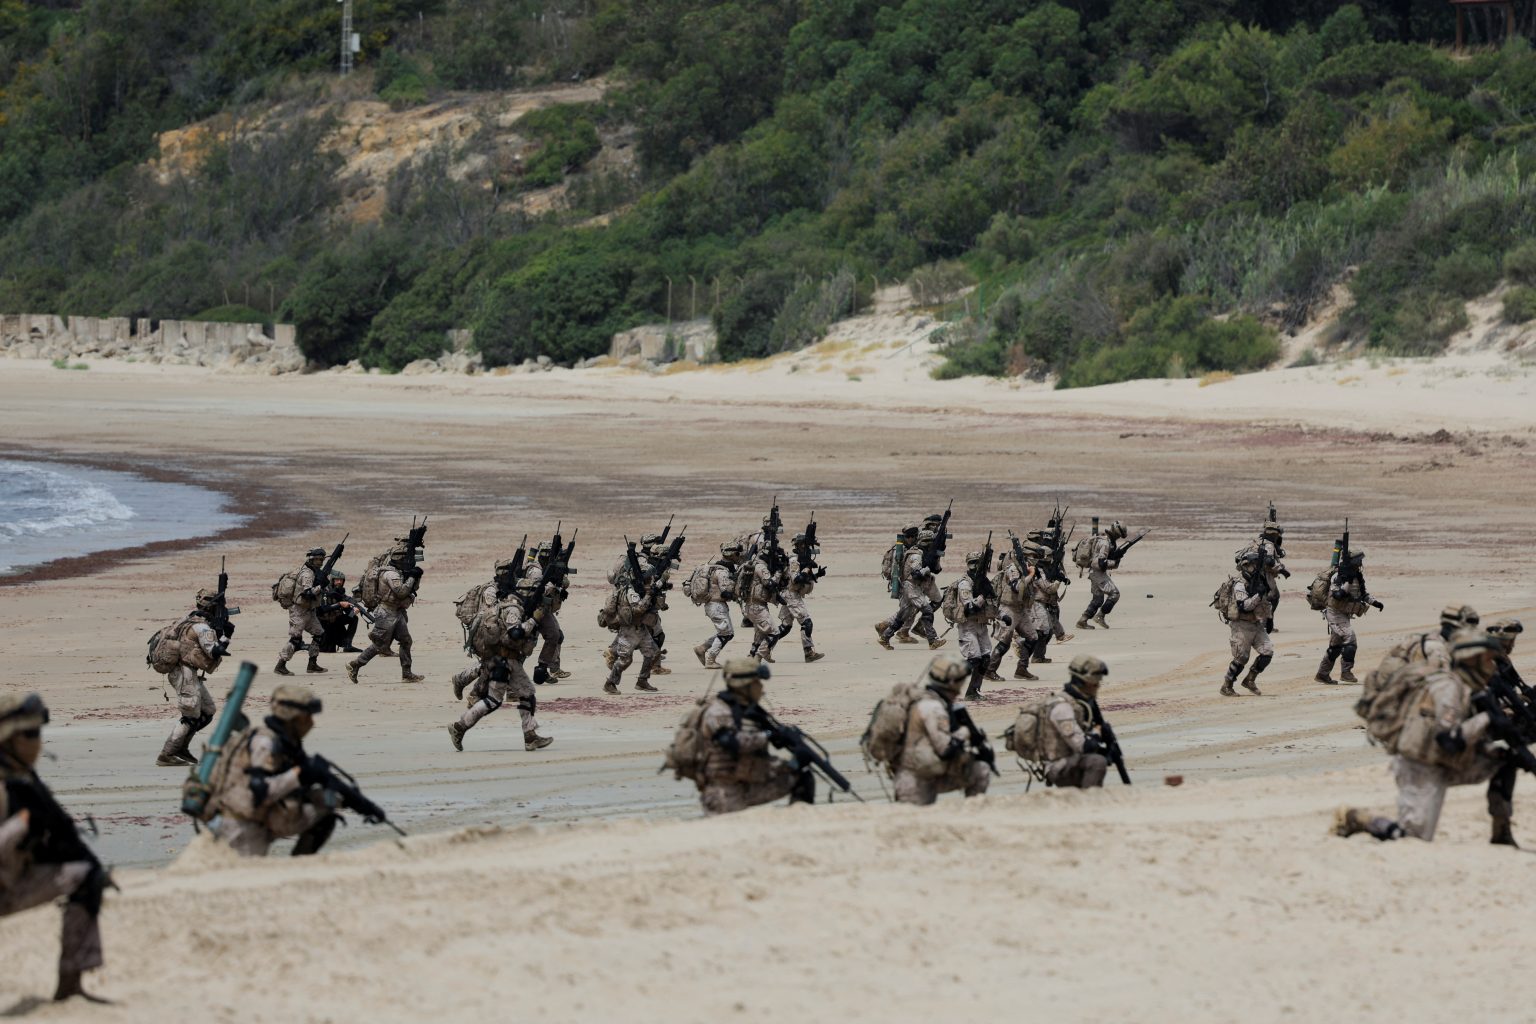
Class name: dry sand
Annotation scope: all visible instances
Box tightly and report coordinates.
[1,346,1534,1021]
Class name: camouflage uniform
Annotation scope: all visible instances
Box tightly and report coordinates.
[893,685,991,806]
[0,694,107,998]
[1078,527,1123,630]
[449,603,551,753]
[740,555,784,662]
[605,582,660,693]
[276,551,327,675]
[989,553,1040,681]
[1315,556,1376,685]
[778,548,825,662]
[157,602,225,767]
[522,556,569,682]
[879,537,944,647]
[953,556,997,698]
[697,671,809,815]
[1042,689,1109,789]
[696,554,740,668]
[1221,563,1274,697]
[348,556,424,683]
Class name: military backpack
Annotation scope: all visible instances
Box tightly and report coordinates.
[939,580,963,624]
[1355,660,1436,753]
[454,582,495,627]
[1003,694,1071,764]
[1305,569,1331,611]
[662,698,712,787]
[1211,575,1238,624]
[1071,537,1096,570]
[681,563,714,607]
[271,570,301,610]
[357,550,392,610]
[860,681,927,773]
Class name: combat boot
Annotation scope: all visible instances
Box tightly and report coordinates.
[1013,661,1038,681]
[155,752,184,767]
[1492,817,1519,847]
[306,657,327,674]
[636,679,659,692]
[1057,632,1074,644]
[602,681,620,694]
[983,669,1004,683]
[1219,683,1236,697]
[1076,617,1093,630]
[1091,613,1109,630]
[1332,806,1367,837]
[447,723,465,752]
[876,631,894,651]
[804,649,825,663]
[524,732,554,751]
[896,631,920,645]
[1339,666,1358,683]
[652,663,672,676]
[694,643,709,666]
[346,661,362,684]
[1241,674,1262,696]
[273,660,293,676]
[760,647,775,664]
[401,671,425,683]
[928,638,947,650]
[551,669,571,680]
[1314,656,1336,685]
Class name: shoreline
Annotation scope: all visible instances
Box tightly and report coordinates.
[0,446,311,588]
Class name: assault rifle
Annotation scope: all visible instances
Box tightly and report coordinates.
[658,514,675,545]
[1088,698,1131,785]
[648,527,686,575]
[305,754,407,836]
[924,499,954,573]
[624,536,653,596]
[405,515,429,565]
[796,513,828,582]
[1028,503,1073,585]
[211,556,240,639]
[1333,518,1383,611]
[528,524,578,616]
[761,496,788,577]
[972,531,996,600]
[949,703,998,776]
[745,706,862,801]
[1108,528,1150,564]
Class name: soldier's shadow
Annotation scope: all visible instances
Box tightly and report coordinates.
[0,996,49,1018]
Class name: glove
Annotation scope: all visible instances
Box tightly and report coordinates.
[816,566,828,579]
[1000,613,1013,627]
[406,565,424,580]
[1082,734,1106,757]
[211,642,230,658]
[299,756,334,788]
[721,591,737,603]
[1371,600,1385,611]
[559,589,570,600]
[508,624,526,641]
[1434,729,1466,756]
[1278,568,1292,579]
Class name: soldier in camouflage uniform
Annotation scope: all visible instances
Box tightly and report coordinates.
[697,658,814,815]
[604,568,661,694]
[1314,550,1382,685]
[275,547,328,677]
[156,589,228,767]
[1221,550,1274,696]
[522,544,571,684]
[877,530,945,650]
[1077,521,1126,631]
[777,533,826,663]
[347,542,425,684]
[893,654,992,805]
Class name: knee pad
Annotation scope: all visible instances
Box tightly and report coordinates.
[555,628,567,645]
[518,694,536,716]
[1325,643,1343,659]
[1252,653,1273,674]
[1226,657,1247,681]
[650,629,662,648]
[288,633,305,649]
[1341,643,1358,663]
[482,694,504,713]
[1100,596,1119,614]
[291,812,339,857]
[800,617,813,637]
[1083,596,1103,616]
[490,658,511,683]
[179,714,201,728]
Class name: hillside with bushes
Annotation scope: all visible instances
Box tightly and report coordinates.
[3,0,1536,385]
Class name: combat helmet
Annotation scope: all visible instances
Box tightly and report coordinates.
[1106,521,1128,541]
[926,652,968,696]
[0,692,48,744]
[306,547,326,566]
[194,588,219,614]
[1487,618,1523,655]
[1067,654,1109,695]
[1439,604,1480,631]
[271,683,323,721]
[722,656,770,692]
[1448,629,1503,688]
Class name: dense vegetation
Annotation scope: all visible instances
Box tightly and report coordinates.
[3,0,1536,384]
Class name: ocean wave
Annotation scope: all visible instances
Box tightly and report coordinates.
[0,459,137,540]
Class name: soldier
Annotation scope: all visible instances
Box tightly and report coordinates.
[0,693,109,1002]
[1246,521,1290,633]
[876,525,923,644]
[206,684,387,855]
[449,644,554,753]
[156,589,228,767]
[990,548,1040,681]
[1334,632,1520,845]
[1039,655,1114,789]
[1314,549,1382,685]
[275,547,329,676]
[1031,566,1073,664]
[1221,550,1274,697]
[315,571,362,654]
[347,541,425,684]
[696,658,815,815]
[1488,618,1523,656]
[739,545,785,663]
[1077,521,1127,630]
[877,530,945,650]
[1395,604,1480,672]
[523,544,571,685]
[641,537,678,676]
[893,654,992,805]
[603,564,661,693]
[955,550,1003,699]
[777,533,826,663]
[693,542,744,669]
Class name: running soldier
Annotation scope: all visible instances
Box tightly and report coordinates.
[523,543,571,685]
[1032,568,1073,664]
[1240,520,1290,633]
[1220,550,1274,696]
[1077,521,1128,630]
[155,590,228,767]
[449,647,553,752]
[953,549,1002,699]
[275,547,328,677]
[1314,549,1383,685]
[893,654,993,805]
[695,658,815,815]
[693,542,744,669]
[990,547,1040,681]
[1334,631,1520,846]
[778,533,826,663]
[1,693,109,1002]
[347,541,425,684]
[877,530,945,650]
[739,546,785,663]
[603,562,661,693]
[206,684,393,855]
[1383,605,1480,673]
[876,525,922,644]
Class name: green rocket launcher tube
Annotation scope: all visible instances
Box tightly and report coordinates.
[181,661,258,819]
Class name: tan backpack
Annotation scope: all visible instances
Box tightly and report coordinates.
[1355,660,1435,752]
[1072,536,1096,569]
[271,570,300,610]
[357,550,392,610]
[1211,576,1238,624]
[454,582,495,627]
[1306,569,1331,611]
[682,563,714,607]
[880,544,903,583]
[467,604,511,659]
[146,620,185,674]
[860,681,927,772]
[939,580,963,624]
[663,698,712,786]
[196,725,255,822]
[1003,694,1070,763]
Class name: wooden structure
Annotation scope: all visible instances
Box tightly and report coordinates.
[1451,0,1521,47]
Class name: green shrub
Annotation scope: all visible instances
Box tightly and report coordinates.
[713,268,797,361]
[190,304,269,324]
[1503,285,1536,323]
[514,105,603,188]
[473,235,634,366]
[1058,296,1279,388]
[1505,239,1536,285]
[1328,99,1451,190]
[281,232,423,366]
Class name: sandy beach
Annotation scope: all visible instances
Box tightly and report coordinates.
[2,343,1535,1020]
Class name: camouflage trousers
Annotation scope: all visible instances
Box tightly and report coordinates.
[743,602,780,655]
[703,600,735,659]
[701,762,800,815]
[457,658,539,736]
[0,861,104,975]
[1046,753,1108,789]
[893,758,991,805]
[356,607,413,675]
[279,605,323,662]
[1391,753,1511,840]
[608,625,658,685]
[777,591,814,651]
[1228,619,1274,661]
[163,664,216,757]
